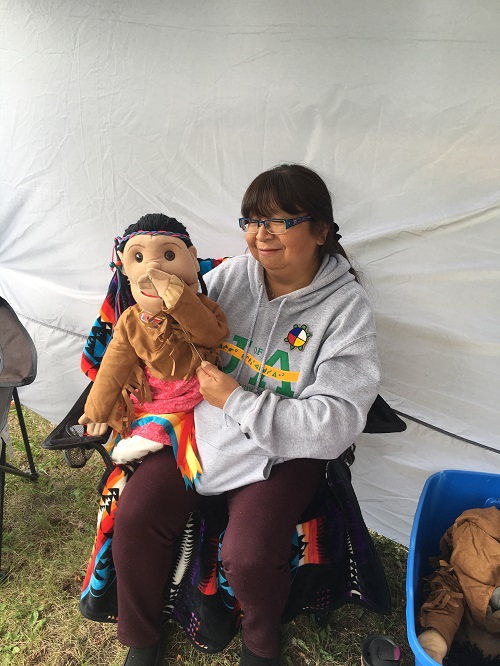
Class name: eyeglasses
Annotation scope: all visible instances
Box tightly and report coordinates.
[238,214,311,235]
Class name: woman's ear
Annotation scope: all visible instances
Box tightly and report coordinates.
[117,250,126,275]
[316,224,329,246]
[189,245,200,272]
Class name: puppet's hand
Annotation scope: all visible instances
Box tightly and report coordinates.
[418,629,447,664]
[111,435,163,464]
[145,268,172,299]
[77,414,109,436]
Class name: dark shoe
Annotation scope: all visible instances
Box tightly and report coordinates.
[123,639,164,666]
[239,641,279,666]
[361,635,401,666]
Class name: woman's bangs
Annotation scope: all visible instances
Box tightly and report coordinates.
[242,174,303,218]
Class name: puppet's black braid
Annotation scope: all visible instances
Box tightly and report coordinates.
[115,270,135,317]
[198,271,208,296]
[119,214,193,252]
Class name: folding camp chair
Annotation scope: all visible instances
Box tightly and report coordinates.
[0,296,39,579]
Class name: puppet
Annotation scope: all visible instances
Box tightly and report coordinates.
[78,214,229,486]
[418,506,500,666]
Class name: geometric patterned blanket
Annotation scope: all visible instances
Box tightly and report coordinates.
[79,458,391,653]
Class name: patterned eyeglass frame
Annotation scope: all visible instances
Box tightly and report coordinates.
[238,214,312,234]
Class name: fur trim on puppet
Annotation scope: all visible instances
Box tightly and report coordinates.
[448,642,500,666]
[447,622,500,666]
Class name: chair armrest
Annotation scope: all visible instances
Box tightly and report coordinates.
[42,382,114,470]
[363,394,407,434]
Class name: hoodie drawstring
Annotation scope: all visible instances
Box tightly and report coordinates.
[234,283,264,383]
[254,297,287,390]
[223,283,264,427]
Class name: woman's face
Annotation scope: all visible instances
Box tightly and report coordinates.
[245,209,326,282]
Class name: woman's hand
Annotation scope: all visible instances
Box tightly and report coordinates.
[196,361,239,409]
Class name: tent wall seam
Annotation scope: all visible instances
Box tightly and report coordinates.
[394,411,498,455]
[16,315,87,340]
[12,315,499,455]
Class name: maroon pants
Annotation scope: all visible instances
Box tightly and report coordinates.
[113,447,325,658]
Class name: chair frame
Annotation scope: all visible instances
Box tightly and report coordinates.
[41,381,113,471]
[42,384,406,469]
[0,296,39,579]
[40,257,407,638]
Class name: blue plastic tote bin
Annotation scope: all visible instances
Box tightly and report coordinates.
[406,469,500,666]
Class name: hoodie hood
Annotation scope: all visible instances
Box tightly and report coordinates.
[247,252,356,311]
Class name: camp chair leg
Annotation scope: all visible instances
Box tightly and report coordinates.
[0,390,39,580]
[12,389,38,480]
[0,438,6,581]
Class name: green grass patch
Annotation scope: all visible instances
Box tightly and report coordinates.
[1,405,413,665]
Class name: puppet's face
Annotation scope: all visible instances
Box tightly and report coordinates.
[118,234,199,314]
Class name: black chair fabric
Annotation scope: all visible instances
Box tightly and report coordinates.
[0,297,39,577]
[364,393,407,434]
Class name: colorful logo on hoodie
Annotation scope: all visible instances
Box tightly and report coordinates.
[285,324,311,351]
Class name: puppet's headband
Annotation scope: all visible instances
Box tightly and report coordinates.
[110,230,191,270]
[114,229,191,248]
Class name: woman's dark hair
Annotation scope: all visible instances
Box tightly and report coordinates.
[241,164,358,281]
[114,213,207,317]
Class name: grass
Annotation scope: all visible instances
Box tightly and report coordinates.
[0,405,413,665]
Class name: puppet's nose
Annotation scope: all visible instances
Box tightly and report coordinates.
[147,261,162,270]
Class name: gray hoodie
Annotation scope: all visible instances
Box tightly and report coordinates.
[194,252,381,495]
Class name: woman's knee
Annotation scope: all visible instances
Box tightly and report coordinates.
[220,530,289,582]
[114,496,194,551]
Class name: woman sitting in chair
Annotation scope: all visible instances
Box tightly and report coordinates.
[109,164,381,666]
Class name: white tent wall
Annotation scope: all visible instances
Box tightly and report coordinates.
[1,0,499,545]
